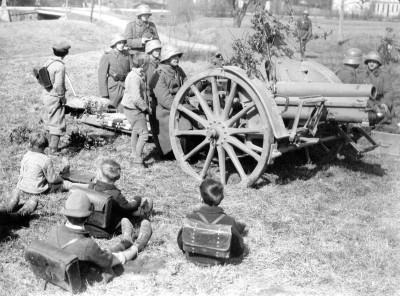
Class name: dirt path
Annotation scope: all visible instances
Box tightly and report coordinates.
[45,7,219,52]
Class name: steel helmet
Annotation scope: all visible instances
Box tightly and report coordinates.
[137,4,152,17]
[364,51,382,66]
[160,44,183,62]
[145,39,162,54]
[110,33,126,47]
[343,48,362,65]
[303,10,309,15]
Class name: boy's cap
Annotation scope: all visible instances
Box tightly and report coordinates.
[61,190,93,218]
[53,41,71,52]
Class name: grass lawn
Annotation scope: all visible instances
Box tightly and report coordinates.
[0,16,399,296]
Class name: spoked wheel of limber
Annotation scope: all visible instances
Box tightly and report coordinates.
[169,67,274,187]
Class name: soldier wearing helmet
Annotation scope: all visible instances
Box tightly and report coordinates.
[150,44,186,156]
[335,48,363,84]
[361,51,394,121]
[98,33,133,112]
[296,10,312,55]
[124,4,159,53]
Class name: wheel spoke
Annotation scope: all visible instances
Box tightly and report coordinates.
[210,77,222,116]
[217,145,226,184]
[225,102,255,127]
[227,127,263,135]
[183,138,209,161]
[221,81,237,120]
[245,141,263,153]
[200,144,216,179]
[177,104,208,128]
[227,137,261,161]
[190,85,214,120]
[174,129,207,136]
[224,143,246,180]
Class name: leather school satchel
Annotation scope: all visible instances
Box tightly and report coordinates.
[71,187,113,229]
[182,212,232,259]
[25,239,82,294]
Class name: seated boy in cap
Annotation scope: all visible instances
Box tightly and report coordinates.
[85,159,153,242]
[47,190,149,281]
[177,178,246,266]
[7,131,72,218]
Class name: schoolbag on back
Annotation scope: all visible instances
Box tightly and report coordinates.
[33,66,52,88]
[25,239,81,294]
[182,212,232,259]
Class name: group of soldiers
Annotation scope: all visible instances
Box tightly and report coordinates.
[336,48,397,127]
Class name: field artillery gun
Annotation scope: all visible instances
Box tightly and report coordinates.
[166,30,385,188]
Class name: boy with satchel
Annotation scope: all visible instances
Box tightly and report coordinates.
[177,178,246,266]
[85,159,153,248]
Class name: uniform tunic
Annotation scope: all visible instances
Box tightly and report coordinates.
[98,49,132,112]
[152,64,187,155]
[335,65,360,84]
[360,67,394,110]
[124,19,159,52]
[41,56,67,136]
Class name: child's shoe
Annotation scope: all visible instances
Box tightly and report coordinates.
[61,157,70,174]
[3,189,20,213]
[110,218,134,253]
[134,220,152,252]
[16,196,39,216]
[132,197,153,218]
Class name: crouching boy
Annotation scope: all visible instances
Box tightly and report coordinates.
[177,178,246,266]
[85,159,153,244]
[47,190,151,282]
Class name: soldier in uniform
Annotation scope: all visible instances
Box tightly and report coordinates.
[41,41,71,155]
[98,33,132,113]
[296,10,312,56]
[335,48,363,84]
[360,51,394,123]
[124,4,159,53]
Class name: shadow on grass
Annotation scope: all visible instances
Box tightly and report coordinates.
[255,150,386,188]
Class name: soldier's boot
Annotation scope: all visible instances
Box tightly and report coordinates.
[1,189,20,213]
[110,218,134,253]
[133,220,152,252]
[16,196,39,217]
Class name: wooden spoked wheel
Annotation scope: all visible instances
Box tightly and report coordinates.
[169,68,274,187]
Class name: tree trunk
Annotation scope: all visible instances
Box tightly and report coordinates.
[90,0,95,22]
[338,0,344,45]
[232,1,250,28]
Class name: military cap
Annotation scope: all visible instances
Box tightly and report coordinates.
[52,41,71,52]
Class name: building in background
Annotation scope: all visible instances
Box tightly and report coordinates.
[332,0,400,17]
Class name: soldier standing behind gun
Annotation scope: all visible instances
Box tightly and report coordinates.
[360,51,394,123]
[296,10,312,56]
[336,48,363,84]
[98,33,132,113]
[124,4,160,53]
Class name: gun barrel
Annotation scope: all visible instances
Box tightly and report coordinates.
[275,82,377,99]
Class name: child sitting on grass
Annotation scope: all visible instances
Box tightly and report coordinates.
[177,178,246,266]
[85,159,153,246]
[7,131,72,217]
[47,190,150,282]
